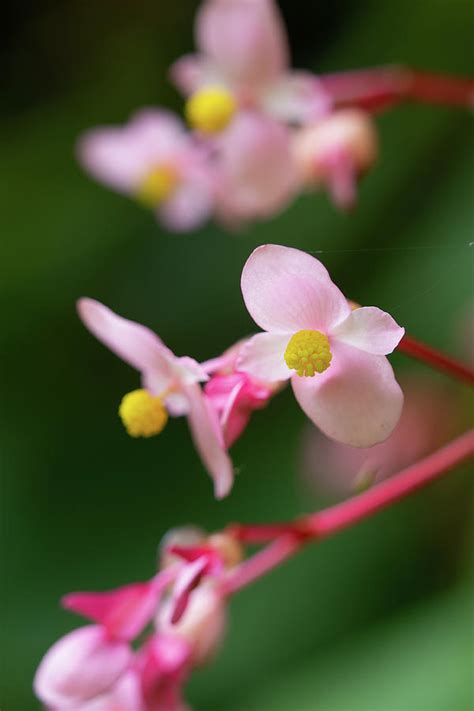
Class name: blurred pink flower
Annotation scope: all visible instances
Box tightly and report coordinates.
[293,108,378,209]
[171,0,330,133]
[238,244,405,446]
[78,109,215,232]
[301,378,461,498]
[213,112,298,224]
[35,538,231,711]
[77,298,234,499]
[202,339,283,447]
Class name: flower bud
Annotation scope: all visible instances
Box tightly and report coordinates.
[293,109,378,186]
[157,585,227,667]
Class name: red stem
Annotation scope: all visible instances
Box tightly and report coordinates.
[319,66,474,112]
[225,430,474,594]
[398,334,474,387]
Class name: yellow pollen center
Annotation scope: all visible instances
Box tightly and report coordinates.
[185,86,237,134]
[284,329,332,377]
[136,166,179,207]
[119,389,168,438]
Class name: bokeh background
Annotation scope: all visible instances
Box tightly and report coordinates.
[1,1,473,709]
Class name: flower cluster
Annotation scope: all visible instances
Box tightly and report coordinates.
[32,3,474,709]
[34,528,241,711]
[77,0,384,230]
[77,244,404,498]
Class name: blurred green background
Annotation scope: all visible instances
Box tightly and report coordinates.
[1,1,473,709]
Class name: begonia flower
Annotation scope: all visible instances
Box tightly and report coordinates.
[213,111,298,224]
[202,339,284,447]
[238,244,405,447]
[78,109,215,231]
[171,0,330,135]
[293,108,378,209]
[34,536,233,711]
[77,298,234,498]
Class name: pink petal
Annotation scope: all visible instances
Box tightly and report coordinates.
[159,176,214,232]
[169,557,210,625]
[184,384,234,499]
[62,573,172,642]
[72,671,143,711]
[196,0,289,89]
[34,626,131,709]
[215,112,297,222]
[157,586,227,667]
[237,332,292,381]
[169,54,218,96]
[220,380,251,447]
[77,298,175,391]
[261,71,332,123]
[77,110,185,193]
[140,635,190,711]
[291,341,403,447]
[241,244,351,333]
[332,306,405,354]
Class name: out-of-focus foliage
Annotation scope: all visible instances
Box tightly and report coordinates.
[0,1,472,709]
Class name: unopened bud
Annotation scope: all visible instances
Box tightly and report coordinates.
[293,109,378,186]
[157,585,227,667]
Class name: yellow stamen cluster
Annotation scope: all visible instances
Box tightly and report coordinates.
[136,166,179,207]
[284,329,332,377]
[185,86,237,134]
[119,389,168,438]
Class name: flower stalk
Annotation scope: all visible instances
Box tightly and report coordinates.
[398,334,474,386]
[225,429,474,595]
[320,66,474,112]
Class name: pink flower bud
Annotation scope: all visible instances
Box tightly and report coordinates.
[293,109,378,208]
[157,585,227,667]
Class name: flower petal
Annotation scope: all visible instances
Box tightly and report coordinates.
[332,306,405,354]
[159,177,214,232]
[237,332,291,381]
[77,110,185,193]
[33,626,131,709]
[62,572,173,642]
[241,244,351,333]
[291,342,403,447]
[215,113,297,223]
[169,54,222,95]
[261,71,332,124]
[184,384,234,499]
[77,299,175,391]
[196,0,289,89]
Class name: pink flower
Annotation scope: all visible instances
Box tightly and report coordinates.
[238,244,405,447]
[293,108,378,209]
[77,298,234,499]
[78,109,215,232]
[203,340,282,447]
[213,111,298,224]
[301,377,461,497]
[171,0,330,133]
[34,536,232,711]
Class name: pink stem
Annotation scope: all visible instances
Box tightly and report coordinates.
[398,334,474,387]
[225,430,473,593]
[320,66,474,112]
